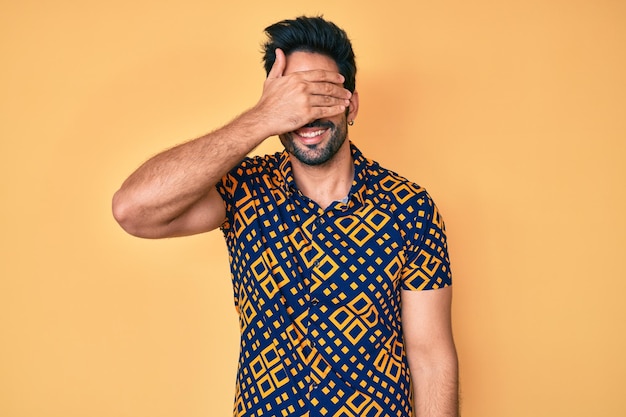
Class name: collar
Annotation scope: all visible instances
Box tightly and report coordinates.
[277,141,370,208]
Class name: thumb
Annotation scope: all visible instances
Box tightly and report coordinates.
[268,48,285,79]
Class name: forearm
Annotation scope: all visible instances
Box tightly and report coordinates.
[112,108,269,235]
[410,350,459,417]
[112,48,351,237]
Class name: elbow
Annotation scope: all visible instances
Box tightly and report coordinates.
[406,342,458,373]
[404,332,458,372]
[112,190,148,238]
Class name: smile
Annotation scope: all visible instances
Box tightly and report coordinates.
[297,129,327,138]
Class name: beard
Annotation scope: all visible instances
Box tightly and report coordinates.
[279,118,348,166]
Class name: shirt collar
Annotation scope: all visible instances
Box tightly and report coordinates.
[349,143,370,207]
[277,141,370,208]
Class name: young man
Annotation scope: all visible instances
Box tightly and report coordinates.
[113,16,458,417]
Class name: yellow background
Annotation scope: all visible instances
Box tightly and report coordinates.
[1,1,625,416]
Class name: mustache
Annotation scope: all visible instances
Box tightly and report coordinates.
[302,120,335,129]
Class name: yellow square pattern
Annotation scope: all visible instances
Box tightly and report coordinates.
[217,144,451,417]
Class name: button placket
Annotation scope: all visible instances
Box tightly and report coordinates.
[307,208,333,406]
[308,214,323,404]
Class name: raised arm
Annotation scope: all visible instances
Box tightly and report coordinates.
[402,286,459,417]
[112,49,352,238]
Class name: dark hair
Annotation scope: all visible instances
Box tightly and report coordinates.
[262,16,357,92]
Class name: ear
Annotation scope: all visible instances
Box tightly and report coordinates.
[347,90,359,123]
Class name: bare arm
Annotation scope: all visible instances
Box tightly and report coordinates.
[402,286,459,417]
[112,49,352,238]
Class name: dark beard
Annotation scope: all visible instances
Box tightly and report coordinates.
[279,119,348,166]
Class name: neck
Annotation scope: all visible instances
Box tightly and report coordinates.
[291,141,354,210]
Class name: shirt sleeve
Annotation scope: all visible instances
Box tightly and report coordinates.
[215,160,248,235]
[400,191,452,291]
[215,156,266,236]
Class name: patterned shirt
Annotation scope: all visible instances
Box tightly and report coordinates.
[216,143,452,417]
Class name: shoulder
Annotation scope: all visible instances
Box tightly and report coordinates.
[364,157,430,205]
[362,157,443,231]
[228,152,283,179]
[217,152,284,201]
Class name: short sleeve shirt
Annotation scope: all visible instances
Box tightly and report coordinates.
[216,143,452,417]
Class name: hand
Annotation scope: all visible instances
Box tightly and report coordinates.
[253,48,352,136]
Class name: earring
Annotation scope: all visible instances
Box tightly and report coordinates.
[348,120,355,126]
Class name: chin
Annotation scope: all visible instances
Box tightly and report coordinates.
[281,124,348,166]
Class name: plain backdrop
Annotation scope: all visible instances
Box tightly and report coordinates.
[1,1,625,416]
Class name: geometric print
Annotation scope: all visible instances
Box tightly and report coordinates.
[216,143,452,417]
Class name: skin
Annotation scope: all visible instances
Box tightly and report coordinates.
[112,48,354,237]
[112,49,458,416]
[277,51,358,209]
[403,286,459,416]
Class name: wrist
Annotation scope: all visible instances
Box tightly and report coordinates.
[237,106,277,143]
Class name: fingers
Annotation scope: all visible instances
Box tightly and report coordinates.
[268,48,285,79]
[305,79,352,102]
[268,48,347,95]
[309,104,349,120]
[257,52,353,134]
[307,92,351,109]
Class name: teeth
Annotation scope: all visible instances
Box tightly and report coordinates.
[299,129,325,138]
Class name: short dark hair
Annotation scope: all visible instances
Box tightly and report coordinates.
[262,16,357,93]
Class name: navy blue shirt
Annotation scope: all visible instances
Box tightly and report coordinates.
[217,143,452,417]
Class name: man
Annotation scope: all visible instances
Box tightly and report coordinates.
[113,16,458,417]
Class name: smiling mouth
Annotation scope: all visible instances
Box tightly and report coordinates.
[294,120,334,141]
[296,129,327,138]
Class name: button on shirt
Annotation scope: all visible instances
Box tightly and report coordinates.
[216,143,452,417]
